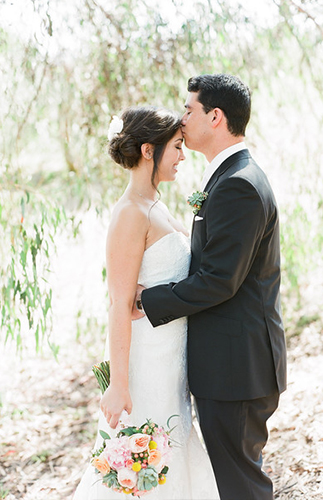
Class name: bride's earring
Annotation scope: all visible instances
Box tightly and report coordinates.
[141,143,154,160]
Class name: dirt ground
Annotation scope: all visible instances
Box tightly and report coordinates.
[1,212,322,500]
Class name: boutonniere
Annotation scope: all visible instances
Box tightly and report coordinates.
[187,191,208,215]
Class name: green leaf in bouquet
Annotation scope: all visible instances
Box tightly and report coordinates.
[99,430,111,440]
[102,470,120,489]
[117,426,141,437]
[166,414,179,432]
[159,465,169,475]
[91,443,106,457]
[140,418,158,435]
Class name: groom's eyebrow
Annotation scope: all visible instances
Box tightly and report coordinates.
[184,104,192,109]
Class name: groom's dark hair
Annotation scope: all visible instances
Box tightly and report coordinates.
[187,73,251,136]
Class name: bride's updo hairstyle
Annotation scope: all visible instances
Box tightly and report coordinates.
[108,107,182,187]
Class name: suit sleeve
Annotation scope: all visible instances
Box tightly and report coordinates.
[141,177,266,327]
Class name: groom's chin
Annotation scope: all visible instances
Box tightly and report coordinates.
[183,137,193,150]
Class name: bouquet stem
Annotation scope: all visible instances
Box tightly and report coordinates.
[92,360,110,394]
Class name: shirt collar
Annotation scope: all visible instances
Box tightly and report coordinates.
[201,142,247,191]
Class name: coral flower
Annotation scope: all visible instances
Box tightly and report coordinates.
[92,455,110,474]
[148,449,162,466]
[129,433,150,453]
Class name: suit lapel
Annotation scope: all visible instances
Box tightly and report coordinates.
[191,149,250,237]
[204,149,250,194]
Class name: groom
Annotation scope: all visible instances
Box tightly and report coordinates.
[136,74,287,500]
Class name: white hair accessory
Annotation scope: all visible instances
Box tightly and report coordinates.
[108,115,124,141]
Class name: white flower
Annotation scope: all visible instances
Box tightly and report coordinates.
[117,467,137,489]
[108,115,124,141]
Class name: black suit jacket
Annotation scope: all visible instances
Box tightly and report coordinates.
[142,150,287,401]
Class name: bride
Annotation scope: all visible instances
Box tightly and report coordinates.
[73,107,219,499]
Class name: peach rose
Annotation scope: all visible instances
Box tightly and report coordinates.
[148,449,162,466]
[128,433,150,453]
[92,455,110,474]
[126,459,134,469]
[117,467,137,489]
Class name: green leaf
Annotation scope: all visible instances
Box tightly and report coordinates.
[99,430,111,440]
[20,197,25,217]
[166,414,179,430]
[102,470,119,488]
[35,324,39,352]
[117,426,140,437]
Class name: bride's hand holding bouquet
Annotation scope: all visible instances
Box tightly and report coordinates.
[91,361,174,497]
[100,384,133,429]
[95,353,132,430]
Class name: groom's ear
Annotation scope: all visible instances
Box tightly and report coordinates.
[210,108,224,128]
[141,143,154,160]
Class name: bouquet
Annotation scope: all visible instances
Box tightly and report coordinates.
[91,361,174,497]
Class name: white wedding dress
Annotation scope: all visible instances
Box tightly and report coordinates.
[74,231,219,500]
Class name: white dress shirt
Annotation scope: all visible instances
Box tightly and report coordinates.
[201,142,247,191]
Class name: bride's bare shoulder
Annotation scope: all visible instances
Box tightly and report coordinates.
[108,198,149,240]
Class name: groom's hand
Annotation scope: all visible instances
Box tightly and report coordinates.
[132,284,146,320]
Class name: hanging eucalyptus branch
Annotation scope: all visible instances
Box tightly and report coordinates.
[0,182,66,355]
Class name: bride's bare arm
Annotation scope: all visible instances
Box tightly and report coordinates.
[100,203,148,428]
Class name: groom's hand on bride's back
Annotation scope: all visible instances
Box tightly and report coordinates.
[132,285,146,320]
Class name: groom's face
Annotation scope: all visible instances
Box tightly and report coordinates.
[181,92,212,152]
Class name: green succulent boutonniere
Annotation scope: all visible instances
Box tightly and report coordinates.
[187,191,208,215]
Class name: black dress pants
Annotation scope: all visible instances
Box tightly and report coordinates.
[195,392,279,500]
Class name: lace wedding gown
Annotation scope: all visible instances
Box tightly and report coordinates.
[74,231,219,500]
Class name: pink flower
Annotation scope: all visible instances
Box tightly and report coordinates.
[128,433,150,453]
[104,436,132,470]
[153,433,170,455]
[126,459,134,469]
[117,467,137,489]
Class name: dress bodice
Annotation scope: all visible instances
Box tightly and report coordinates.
[138,231,191,288]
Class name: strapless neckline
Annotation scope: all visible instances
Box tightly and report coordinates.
[145,231,188,253]
[138,229,191,288]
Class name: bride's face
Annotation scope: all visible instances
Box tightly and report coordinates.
[156,129,185,183]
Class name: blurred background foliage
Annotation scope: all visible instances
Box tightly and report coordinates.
[0,0,323,352]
